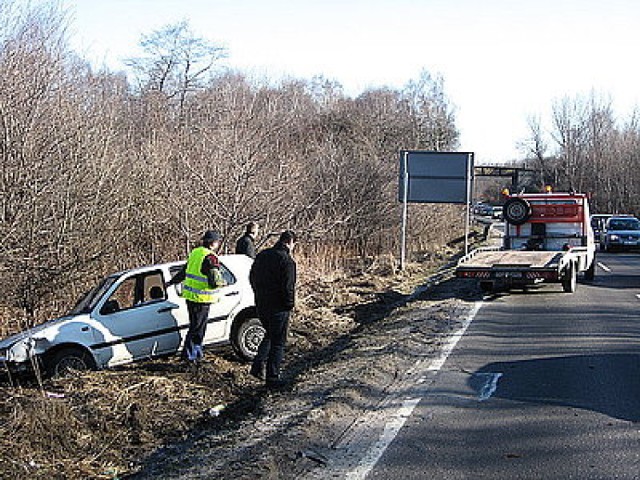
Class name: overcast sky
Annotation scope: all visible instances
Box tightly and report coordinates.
[63,0,640,164]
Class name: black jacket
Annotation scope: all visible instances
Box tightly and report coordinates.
[249,241,296,315]
[235,234,256,259]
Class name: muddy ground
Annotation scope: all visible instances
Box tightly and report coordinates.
[0,244,484,479]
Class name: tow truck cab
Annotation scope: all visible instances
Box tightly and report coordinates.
[503,192,595,254]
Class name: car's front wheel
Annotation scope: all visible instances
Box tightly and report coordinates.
[46,347,96,378]
[231,316,264,361]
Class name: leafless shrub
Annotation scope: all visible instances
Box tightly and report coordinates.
[523,92,640,216]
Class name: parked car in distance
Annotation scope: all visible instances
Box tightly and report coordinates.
[473,203,493,216]
[600,216,640,251]
[0,255,262,377]
[491,206,503,219]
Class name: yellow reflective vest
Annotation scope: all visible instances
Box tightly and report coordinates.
[182,247,222,303]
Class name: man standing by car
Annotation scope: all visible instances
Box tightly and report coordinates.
[235,222,259,259]
[249,230,297,388]
[167,230,225,362]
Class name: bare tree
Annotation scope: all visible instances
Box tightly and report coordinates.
[521,115,553,189]
[0,4,465,332]
[125,21,227,120]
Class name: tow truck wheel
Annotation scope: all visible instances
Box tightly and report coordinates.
[503,198,532,225]
[231,316,265,361]
[584,257,596,281]
[562,264,577,293]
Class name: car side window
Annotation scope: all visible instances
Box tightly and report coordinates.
[220,263,236,286]
[100,271,165,315]
[101,277,136,314]
[169,265,184,295]
[166,263,234,293]
[141,272,166,303]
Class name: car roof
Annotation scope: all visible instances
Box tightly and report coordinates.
[108,254,252,278]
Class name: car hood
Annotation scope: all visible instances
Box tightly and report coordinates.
[0,315,79,349]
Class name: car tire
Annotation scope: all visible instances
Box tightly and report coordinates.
[231,316,264,361]
[503,198,532,225]
[562,263,577,293]
[47,347,96,378]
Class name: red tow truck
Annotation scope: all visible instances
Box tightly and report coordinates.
[456,191,597,293]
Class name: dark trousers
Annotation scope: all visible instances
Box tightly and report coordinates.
[184,300,210,357]
[252,310,290,380]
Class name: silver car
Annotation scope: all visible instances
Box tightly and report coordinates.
[0,255,262,377]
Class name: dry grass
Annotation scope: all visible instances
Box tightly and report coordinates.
[0,240,464,479]
[0,355,251,479]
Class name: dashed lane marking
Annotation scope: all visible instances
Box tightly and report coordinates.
[597,262,611,272]
[476,372,503,401]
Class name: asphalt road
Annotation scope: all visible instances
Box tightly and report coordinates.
[367,251,640,479]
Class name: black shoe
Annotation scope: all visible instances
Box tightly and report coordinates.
[249,364,265,380]
[265,377,287,389]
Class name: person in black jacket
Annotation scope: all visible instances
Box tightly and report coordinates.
[249,230,297,388]
[235,222,258,259]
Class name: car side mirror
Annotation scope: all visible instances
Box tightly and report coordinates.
[100,299,120,315]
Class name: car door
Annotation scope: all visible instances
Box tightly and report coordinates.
[92,269,182,367]
[150,265,189,356]
[203,262,242,345]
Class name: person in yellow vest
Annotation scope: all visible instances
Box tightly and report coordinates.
[167,230,226,362]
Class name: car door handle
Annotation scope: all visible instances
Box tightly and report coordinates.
[225,291,239,297]
[158,306,179,313]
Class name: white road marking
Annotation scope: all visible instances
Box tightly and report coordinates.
[477,372,503,401]
[428,301,482,372]
[598,262,611,272]
[636,294,640,301]
[344,301,483,480]
[345,396,422,480]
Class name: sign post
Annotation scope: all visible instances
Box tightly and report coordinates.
[400,151,410,269]
[398,151,474,269]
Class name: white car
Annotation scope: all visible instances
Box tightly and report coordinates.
[0,255,263,377]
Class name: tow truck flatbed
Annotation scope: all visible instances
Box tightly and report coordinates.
[458,248,562,269]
